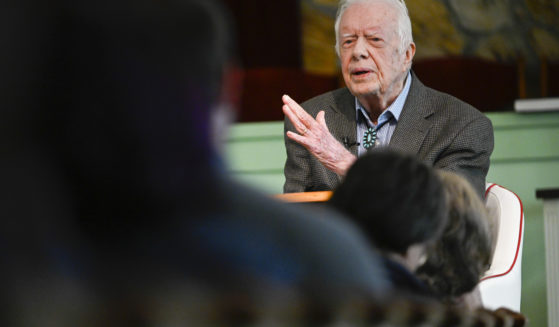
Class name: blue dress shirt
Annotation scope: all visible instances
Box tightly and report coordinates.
[356,72,412,156]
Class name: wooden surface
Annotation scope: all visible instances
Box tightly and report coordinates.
[274,191,333,203]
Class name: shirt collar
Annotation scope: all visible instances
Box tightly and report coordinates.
[355,71,412,126]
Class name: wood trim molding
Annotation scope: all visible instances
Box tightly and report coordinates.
[274,191,333,203]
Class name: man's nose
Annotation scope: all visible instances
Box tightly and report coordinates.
[352,37,369,59]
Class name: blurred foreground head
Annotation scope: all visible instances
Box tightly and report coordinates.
[2,0,240,322]
[329,149,448,257]
[2,2,396,325]
[48,0,237,190]
[1,0,240,230]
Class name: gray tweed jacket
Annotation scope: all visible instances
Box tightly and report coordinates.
[283,72,494,198]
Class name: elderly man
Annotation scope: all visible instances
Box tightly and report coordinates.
[283,0,493,198]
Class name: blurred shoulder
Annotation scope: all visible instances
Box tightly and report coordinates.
[205,176,390,295]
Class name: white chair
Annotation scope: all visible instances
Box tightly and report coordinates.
[478,183,525,312]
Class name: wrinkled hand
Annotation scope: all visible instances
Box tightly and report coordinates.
[282,94,356,176]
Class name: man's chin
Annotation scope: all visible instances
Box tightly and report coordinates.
[347,85,380,98]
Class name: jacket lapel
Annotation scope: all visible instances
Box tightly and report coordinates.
[389,73,434,155]
[328,88,359,156]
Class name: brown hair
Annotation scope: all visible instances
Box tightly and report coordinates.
[416,170,492,300]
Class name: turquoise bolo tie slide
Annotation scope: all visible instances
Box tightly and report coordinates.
[363,127,377,149]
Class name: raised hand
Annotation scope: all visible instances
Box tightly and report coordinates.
[282,94,356,176]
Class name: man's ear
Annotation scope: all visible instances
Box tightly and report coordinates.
[403,42,416,71]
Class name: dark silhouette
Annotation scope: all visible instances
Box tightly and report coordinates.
[1,0,391,325]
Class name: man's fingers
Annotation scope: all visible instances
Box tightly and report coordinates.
[283,104,309,135]
[282,94,317,136]
[316,111,330,133]
[286,130,310,146]
[282,94,313,125]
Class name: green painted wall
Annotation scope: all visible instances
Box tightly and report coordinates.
[225,121,286,194]
[225,111,559,327]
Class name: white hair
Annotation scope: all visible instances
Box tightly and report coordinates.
[334,0,413,57]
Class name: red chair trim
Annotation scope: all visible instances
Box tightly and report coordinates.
[481,183,524,281]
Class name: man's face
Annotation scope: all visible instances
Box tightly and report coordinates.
[338,1,413,100]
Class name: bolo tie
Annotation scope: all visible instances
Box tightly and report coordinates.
[363,127,380,150]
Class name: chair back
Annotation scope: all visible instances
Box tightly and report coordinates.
[479,183,525,311]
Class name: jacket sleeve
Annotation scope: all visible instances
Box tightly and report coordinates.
[283,114,312,193]
[433,115,494,198]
